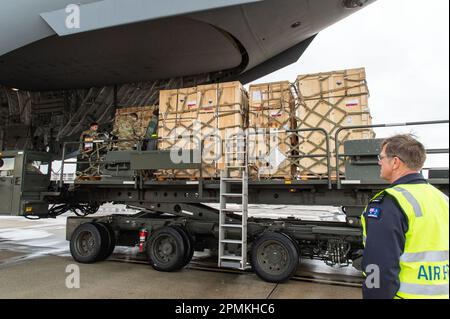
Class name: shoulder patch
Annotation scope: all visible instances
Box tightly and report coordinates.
[367,207,382,219]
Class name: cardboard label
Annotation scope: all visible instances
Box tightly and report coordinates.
[252,91,262,102]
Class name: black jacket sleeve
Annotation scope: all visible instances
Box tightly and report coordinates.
[361,195,408,299]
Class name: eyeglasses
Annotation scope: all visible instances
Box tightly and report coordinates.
[377,154,404,162]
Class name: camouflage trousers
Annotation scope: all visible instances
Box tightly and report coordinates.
[115,140,137,150]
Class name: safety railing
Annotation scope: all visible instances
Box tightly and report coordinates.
[58,135,205,191]
[245,127,332,188]
[59,129,333,189]
[335,120,450,189]
[289,127,332,189]
[59,120,448,191]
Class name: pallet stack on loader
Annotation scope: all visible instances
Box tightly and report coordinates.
[116,67,375,181]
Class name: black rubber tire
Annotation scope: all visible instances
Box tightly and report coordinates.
[170,225,195,267]
[94,222,116,261]
[251,232,299,283]
[280,232,301,261]
[70,222,104,263]
[147,226,186,272]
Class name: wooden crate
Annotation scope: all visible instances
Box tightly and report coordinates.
[157,81,248,179]
[295,67,375,177]
[248,81,297,179]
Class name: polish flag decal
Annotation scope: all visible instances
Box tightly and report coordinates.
[345,99,359,107]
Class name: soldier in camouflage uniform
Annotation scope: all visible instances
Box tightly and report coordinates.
[77,122,99,175]
[111,113,144,150]
[144,109,159,150]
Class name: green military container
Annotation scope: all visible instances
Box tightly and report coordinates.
[343,139,385,183]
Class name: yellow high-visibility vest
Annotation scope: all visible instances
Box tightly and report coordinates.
[362,184,449,299]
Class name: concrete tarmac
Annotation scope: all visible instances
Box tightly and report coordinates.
[0,209,362,299]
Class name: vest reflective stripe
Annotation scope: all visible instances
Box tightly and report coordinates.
[400,250,449,263]
[399,283,449,296]
[392,187,423,217]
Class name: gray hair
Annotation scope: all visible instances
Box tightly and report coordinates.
[381,134,426,170]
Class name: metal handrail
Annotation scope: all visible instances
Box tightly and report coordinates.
[58,119,450,191]
[59,135,205,193]
[335,120,450,189]
[60,137,148,189]
[246,127,332,189]
[288,127,331,189]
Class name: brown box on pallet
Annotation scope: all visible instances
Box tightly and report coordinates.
[157,81,248,179]
[248,81,297,179]
[296,67,375,178]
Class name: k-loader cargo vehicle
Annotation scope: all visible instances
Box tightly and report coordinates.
[0,120,448,283]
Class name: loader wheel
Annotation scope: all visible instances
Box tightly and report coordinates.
[70,222,105,263]
[170,225,195,267]
[147,226,186,272]
[94,222,116,261]
[251,232,299,283]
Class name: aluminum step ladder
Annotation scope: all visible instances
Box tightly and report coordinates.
[218,133,249,270]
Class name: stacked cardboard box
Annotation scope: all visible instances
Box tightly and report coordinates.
[157,81,248,179]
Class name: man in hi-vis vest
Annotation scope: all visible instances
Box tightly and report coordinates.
[361,134,449,299]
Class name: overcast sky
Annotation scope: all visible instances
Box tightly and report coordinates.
[250,0,449,168]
